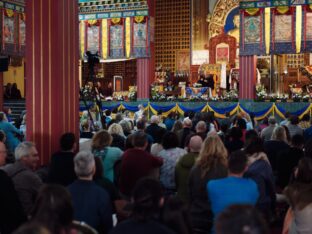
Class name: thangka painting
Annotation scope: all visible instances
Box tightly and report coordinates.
[133,16,149,57]
[110,18,124,58]
[3,11,15,44]
[244,16,261,43]
[274,15,292,42]
[87,21,100,54]
[306,12,312,40]
[176,50,190,72]
[216,43,229,64]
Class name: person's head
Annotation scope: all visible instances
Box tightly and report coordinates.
[291,134,304,149]
[119,120,132,134]
[131,178,164,221]
[245,137,264,155]
[262,117,269,125]
[3,107,12,115]
[196,121,207,133]
[13,223,51,234]
[31,185,73,234]
[197,134,228,177]
[162,132,179,150]
[15,142,39,170]
[172,120,183,133]
[295,157,312,184]
[136,119,146,130]
[153,127,167,144]
[105,109,111,117]
[60,132,76,151]
[188,135,203,153]
[236,119,247,130]
[271,126,287,142]
[91,130,112,150]
[115,113,123,123]
[81,119,90,132]
[132,131,148,150]
[290,115,299,125]
[183,118,192,128]
[233,14,240,28]
[74,151,95,178]
[229,127,243,140]
[0,112,7,122]
[138,104,144,111]
[228,150,248,175]
[0,142,7,166]
[161,197,192,234]
[216,205,269,234]
[0,130,6,143]
[268,116,276,125]
[108,123,125,137]
[284,112,291,120]
[150,115,160,124]
[244,130,258,147]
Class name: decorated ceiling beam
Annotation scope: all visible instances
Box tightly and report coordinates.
[0,0,25,13]
[240,0,312,9]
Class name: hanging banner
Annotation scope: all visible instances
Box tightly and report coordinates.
[2,8,16,55]
[133,16,149,58]
[86,20,100,54]
[240,9,265,55]
[271,7,296,54]
[79,21,85,59]
[109,18,125,58]
[18,12,25,56]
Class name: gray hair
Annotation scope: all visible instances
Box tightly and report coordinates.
[74,151,95,177]
[15,141,36,161]
[271,126,287,142]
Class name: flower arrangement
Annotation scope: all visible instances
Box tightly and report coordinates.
[128,91,137,101]
[255,84,267,101]
[222,89,238,101]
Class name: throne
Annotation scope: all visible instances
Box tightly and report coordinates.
[208,32,237,68]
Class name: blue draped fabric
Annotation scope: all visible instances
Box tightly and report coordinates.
[185,87,208,96]
[275,103,310,116]
[150,103,176,112]
[209,103,238,115]
[178,103,207,113]
[239,103,273,117]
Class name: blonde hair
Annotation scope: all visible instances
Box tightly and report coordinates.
[91,130,112,151]
[108,123,125,137]
[196,134,228,178]
[271,126,287,142]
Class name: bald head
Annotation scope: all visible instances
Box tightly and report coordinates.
[150,115,159,124]
[183,118,192,128]
[189,135,203,153]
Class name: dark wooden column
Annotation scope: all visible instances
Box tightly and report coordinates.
[26,0,79,165]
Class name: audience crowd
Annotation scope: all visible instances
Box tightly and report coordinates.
[1,107,312,234]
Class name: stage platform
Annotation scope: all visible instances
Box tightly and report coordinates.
[79,101,312,120]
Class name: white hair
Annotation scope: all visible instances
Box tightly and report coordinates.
[74,151,95,177]
[150,115,159,124]
[15,141,36,161]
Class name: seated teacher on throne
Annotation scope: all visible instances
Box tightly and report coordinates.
[198,74,214,97]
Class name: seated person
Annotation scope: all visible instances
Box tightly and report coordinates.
[165,80,175,92]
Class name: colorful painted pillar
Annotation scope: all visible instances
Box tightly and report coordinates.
[137,0,155,99]
[239,55,257,100]
[26,0,79,165]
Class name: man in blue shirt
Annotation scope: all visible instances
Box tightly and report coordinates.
[68,151,113,234]
[207,150,259,219]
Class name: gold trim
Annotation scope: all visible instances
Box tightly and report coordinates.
[126,17,131,58]
[102,19,108,59]
[265,8,271,55]
[296,6,302,53]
